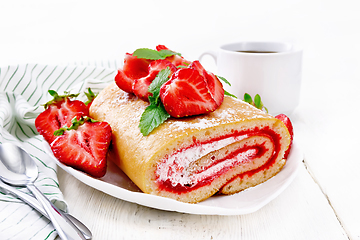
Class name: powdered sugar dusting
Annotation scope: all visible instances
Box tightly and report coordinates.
[165,107,246,132]
[168,118,219,132]
[111,91,138,105]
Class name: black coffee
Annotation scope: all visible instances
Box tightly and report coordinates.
[236,50,278,53]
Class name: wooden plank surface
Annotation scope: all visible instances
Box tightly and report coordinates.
[56,161,348,240]
[292,78,360,240]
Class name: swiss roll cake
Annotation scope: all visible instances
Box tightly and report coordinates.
[89,82,291,203]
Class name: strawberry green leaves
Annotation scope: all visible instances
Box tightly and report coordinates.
[133,48,181,60]
[54,116,98,136]
[138,67,172,136]
[84,87,97,106]
[243,93,268,113]
[44,90,79,109]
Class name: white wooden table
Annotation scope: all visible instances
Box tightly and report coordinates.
[54,79,358,240]
[1,1,359,239]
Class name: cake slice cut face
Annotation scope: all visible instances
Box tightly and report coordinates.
[89,83,291,203]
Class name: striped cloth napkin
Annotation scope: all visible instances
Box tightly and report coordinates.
[0,63,117,240]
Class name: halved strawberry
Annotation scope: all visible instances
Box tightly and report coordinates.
[115,53,152,93]
[50,117,112,178]
[189,60,224,106]
[132,59,177,101]
[35,91,88,144]
[160,68,218,118]
[275,114,294,159]
[156,45,191,67]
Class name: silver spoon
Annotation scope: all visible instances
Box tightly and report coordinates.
[0,143,86,240]
[0,179,92,239]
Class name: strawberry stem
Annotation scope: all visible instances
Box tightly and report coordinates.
[53,116,98,136]
[84,88,97,105]
[44,90,79,109]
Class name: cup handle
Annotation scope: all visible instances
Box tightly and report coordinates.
[199,50,218,64]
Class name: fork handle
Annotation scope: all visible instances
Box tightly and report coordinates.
[27,184,86,240]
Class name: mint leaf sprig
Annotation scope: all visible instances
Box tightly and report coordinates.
[243,93,268,113]
[133,48,181,60]
[138,67,172,136]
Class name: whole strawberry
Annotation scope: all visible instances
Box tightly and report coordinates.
[35,90,89,144]
[51,116,112,178]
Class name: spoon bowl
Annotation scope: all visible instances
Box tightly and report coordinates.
[0,143,38,186]
[0,143,86,240]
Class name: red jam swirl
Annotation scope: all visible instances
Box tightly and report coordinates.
[156,127,282,194]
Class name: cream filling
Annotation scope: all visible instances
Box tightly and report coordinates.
[155,134,254,187]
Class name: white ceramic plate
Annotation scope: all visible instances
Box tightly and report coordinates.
[44,141,302,215]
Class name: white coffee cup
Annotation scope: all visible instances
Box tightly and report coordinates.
[200,41,302,115]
